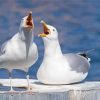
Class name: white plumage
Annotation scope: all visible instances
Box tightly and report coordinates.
[0,12,38,91]
[37,21,90,85]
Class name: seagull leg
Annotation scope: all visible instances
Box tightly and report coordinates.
[26,74,31,91]
[9,71,14,92]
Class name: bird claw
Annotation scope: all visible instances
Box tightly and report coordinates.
[9,88,15,94]
[27,86,33,91]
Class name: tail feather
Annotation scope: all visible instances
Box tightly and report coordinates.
[78,53,91,61]
[78,49,95,62]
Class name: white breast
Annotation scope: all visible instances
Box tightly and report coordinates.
[37,56,88,84]
[1,34,38,71]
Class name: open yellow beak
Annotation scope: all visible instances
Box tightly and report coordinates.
[26,11,34,28]
[39,20,49,37]
[38,33,47,37]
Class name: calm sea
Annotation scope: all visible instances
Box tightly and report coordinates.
[0,0,100,82]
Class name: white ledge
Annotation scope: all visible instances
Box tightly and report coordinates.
[0,79,100,100]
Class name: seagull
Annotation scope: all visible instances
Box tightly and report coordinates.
[37,21,90,85]
[0,12,38,91]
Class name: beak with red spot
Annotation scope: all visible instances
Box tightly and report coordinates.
[26,11,34,28]
[39,20,50,37]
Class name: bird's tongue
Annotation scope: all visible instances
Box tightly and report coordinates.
[26,12,33,27]
[38,21,49,37]
[41,21,49,33]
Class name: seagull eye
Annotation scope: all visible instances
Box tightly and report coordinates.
[53,29,55,31]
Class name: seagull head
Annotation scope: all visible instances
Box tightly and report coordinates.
[20,11,34,30]
[39,20,58,40]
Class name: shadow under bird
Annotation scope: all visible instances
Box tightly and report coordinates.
[37,21,90,85]
[0,12,38,91]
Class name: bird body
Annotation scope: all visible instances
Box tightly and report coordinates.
[37,21,90,84]
[0,12,38,91]
[0,32,38,71]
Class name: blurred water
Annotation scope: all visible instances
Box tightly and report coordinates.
[0,0,100,82]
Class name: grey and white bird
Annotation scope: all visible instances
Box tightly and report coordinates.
[0,12,38,91]
[37,21,90,85]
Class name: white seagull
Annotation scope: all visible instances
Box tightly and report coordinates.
[37,21,90,85]
[0,12,38,91]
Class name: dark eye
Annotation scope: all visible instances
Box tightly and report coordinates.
[53,29,55,31]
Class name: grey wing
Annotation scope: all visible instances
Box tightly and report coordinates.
[64,53,90,73]
[0,40,8,56]
[0,40,9,67]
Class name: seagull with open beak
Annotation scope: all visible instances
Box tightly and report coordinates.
[37,20,90,85]
[0,11,38,91]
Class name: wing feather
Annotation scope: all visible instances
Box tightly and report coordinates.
[64,53,90,73]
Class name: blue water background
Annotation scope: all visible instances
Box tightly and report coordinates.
[0,0,100,81]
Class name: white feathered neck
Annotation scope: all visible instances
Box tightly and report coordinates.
[43,37,63,57]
